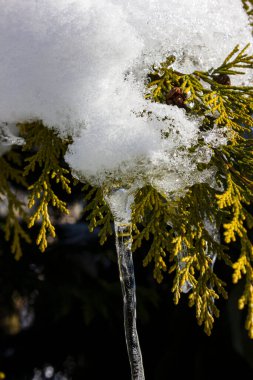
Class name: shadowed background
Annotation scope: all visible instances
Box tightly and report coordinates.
[1,204,253,380]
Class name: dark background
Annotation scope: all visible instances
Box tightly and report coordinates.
[1,191,253,379]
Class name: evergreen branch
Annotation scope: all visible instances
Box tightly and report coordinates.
[132,186,173,283]
[83,185,113,245]
[144,44,253,336]
[20,121,72,252]
[0,153,31,259]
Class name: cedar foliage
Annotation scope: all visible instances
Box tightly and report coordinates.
[1,46,253,337]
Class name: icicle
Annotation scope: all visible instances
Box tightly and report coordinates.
[105,188,145,380]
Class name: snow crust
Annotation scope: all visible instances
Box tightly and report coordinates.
[0,0,252,192]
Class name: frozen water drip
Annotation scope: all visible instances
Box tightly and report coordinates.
[105,189,145,380]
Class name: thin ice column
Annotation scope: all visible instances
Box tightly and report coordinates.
[105,189,145,380]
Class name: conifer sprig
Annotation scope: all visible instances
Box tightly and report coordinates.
[242,0,253,27]
[83,184,113,245]
[147,46,253,139]
[144,45,253,336]
[1,44,253,338]
[20,121,71,252]
[0,152,31,259]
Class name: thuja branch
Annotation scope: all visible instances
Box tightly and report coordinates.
[0,151,31,259]
[83,184,113,245]
[1,44,253,338]
[143,45,253,336]
[19,121,72,252]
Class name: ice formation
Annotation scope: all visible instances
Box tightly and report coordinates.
[106,188,145,379]
[0,0,252,191]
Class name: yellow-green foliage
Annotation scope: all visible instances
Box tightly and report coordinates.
[242,0,253,28]
[0,151,31,260]
[84,46,253,337]
[20,121,72,252]
[83,184,113,245]
[132,186,171,284]
[130,184,229,335]
[146,44,253,136]
[143,45,253,337]
[1,45,253,338]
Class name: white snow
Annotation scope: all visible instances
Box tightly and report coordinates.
[0,0,252,192]
[0,125,24,156]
